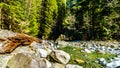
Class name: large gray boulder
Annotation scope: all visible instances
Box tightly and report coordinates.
[7,53,31,68]
[7,53,52,68]
[30,59,46,68]
[52,63,65,68]
[50,50,70,64]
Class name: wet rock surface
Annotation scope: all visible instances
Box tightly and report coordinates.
[50,50,70,64]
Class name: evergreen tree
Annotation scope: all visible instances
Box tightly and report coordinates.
[49,0,67,41]
[0,0,21,32]
[22,0,41,36]
[39,0,58,39]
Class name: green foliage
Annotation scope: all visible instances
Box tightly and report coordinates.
[0,0,41,36]
[0,1,21,32]
[64,0,120,40]
[49,0,67,40]
[39,0,58,39]
[22,0,41,36]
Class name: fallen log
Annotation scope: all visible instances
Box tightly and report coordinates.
[0,30,42,53]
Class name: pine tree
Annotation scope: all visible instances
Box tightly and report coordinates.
[22,0,42,36]
[39,0,58,39]
[49,0,67,40]
[0,0,21,32]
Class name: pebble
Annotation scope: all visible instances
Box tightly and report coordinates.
[84,49,91,53]
[99,58,107,66]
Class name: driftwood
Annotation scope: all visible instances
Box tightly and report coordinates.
[0,33,42,54]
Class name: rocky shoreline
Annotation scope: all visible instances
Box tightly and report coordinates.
[0,30,82,68]
[0,30,120,68]
[57,41,120,54]
[57,41,120,68]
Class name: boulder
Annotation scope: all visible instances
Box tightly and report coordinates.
[36,49,48,58]
[0,54,13,68]
[30,59,50,68]
[0,30,17,40]
[44,59,52,68]
[13,46,35,53]
[30,41,52,58]
[7,53,31,68]
[30,41,44,50]
[50,50,70,64]
[66,64,83,68]
[52,63,65,68]
[30,58,52,68]
[7,53,52,68]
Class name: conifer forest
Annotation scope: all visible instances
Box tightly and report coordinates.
[0,0,120,41]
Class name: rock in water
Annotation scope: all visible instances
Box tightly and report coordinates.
[50,50,70,64]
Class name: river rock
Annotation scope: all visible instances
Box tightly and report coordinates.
[45,59,52,68]
[0,54,13,68]
[52,63,65,68]
[50,50,70,64]
[7,53,52,68]
[106,60,120,68]
[99,58,107,66]
[66,64,83,68]
[84,49,91,53]
[7,53,31,68]
[30,41,52,58]
[11,46,35,54]
[30,59,47,68]
[36,49,48,58]
[30,41,44,50]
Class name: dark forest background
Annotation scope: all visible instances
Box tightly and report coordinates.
[0,0,120,41]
